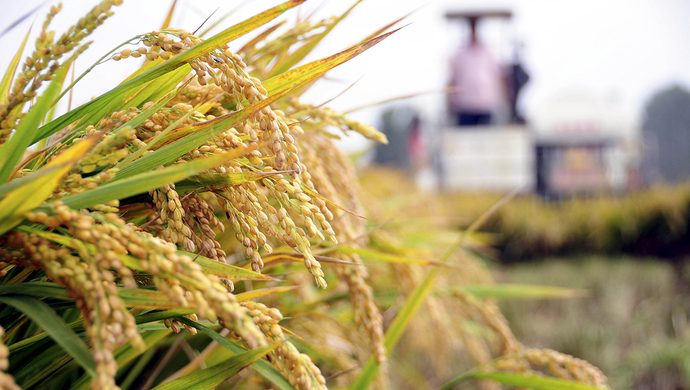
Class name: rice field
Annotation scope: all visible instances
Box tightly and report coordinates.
[496,256,690,390]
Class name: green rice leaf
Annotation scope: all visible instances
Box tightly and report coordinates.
[0,282,69,299]
[151,343,279,390]
[135,310,197,324]
[71,329,172,390]
[112,87,284,181]
[350,267,439,390]
[0,51,78,183]
[0,26,30,105]
[119,347,158,390]
[176,317,297,390]
[115,20,392,183]
[12,343,74,388]
[76,81,184,173]
[123,64,192,111]
[64,64,191,133]
[384,270,438,351]
[114,329,171,371]
[115,79,204,169]
[351,189,521,390]
[119,80,185,129]
[55,143,261,210]
[455,284,586,300]
[117,288,188,310]
[174,171,279,192]
[8,315,85,353]
[438,371,605,390]
[0,295,97,378]
[0,281,175,310]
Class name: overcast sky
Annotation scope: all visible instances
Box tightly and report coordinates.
[3,0,690,144]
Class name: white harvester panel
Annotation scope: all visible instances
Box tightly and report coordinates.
[439,126,534,191]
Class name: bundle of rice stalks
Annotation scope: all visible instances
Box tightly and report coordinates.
[0,2,609,390]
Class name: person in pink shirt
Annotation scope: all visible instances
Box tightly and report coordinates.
[447,17,505,126]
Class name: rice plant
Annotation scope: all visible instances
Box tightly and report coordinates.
[0,2,611,389]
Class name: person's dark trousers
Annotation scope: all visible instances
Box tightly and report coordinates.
[456,112,492,126]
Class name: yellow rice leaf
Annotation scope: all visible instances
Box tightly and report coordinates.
[261,252,364,266]
[266,0,364,78]
[195,98,220,115]
[263,28,399,96]
[357,9,415,45]
[199,3,254,38]
[193,254,277,281]
[236,286,299,302]
[238,21,286,54]
[336,246,465,269]
[0,137,94,235]
[185,0,304,58]
[161,0,178,30]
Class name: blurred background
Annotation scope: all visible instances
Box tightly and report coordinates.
[3,0,690,388]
